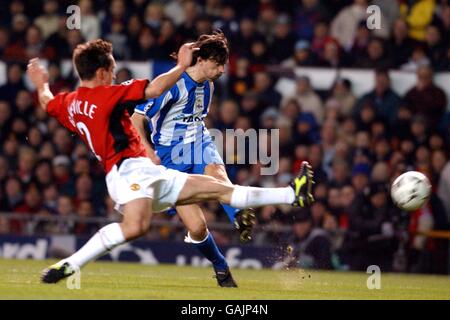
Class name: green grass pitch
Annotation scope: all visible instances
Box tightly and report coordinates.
[0,258,449,299]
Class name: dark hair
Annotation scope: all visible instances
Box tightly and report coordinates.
[171,30,229,66]
[73,39,113,80]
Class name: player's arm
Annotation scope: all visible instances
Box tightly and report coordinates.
[130,112,161,164]
[26,58,53,111]
[144,42,199,99]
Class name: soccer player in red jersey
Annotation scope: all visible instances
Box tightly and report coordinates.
[27,39,314,285]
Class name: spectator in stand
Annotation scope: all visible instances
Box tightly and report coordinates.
[52,155,74,196]
[232,16,265,58]
[47,62,71,95]
[310,20,333,59]
[400,44,431,72]
[105,21,129,60]
[73,200,99,236]
[424,24,446,67]
[355,69,401,126]
[16,146,36,185]
[4,176,24,212]
[403,66,447,130]
[268,14,297,64]
[3,24,56,63]
[437,158,450,220]
[12,184,42,234]
[293,0,329,41]
[102,0,128,36]
[350,21,371,60]
[330,0,369,51]
[283,209,332,270]
[318,37,348,68]
[287,76,324,125]
[0,63,26,105]
[306,144,328,184]
[8,13,29,46]
[256,2,278,43]
[217,99,240,131]
[156,18,179,60]
[213,4,239,39]
[294,106,320,146]
[126,14,144,54]
[353,37,392,69]
[45,16,70,58]
[281,40,318,68]
[339,184,356,230]
[388,19,417,68]
[132,27,159,61]
[34,0,60,40]
[32,159,53,190]
[79,0,101,41]
[403,0,436,42]
[53,195,75,234]
[346,183,396,271]
[247,38,270,72]
[0,101,12,144]
[177,0,199,41]
[351,163,371,195]
[329,158,351,188]
[325,78,356,118]
[60,29,85,59]
[251,71,281,110]
[195,15,213,37]
[227,57,251,100]
[0,27,9,58]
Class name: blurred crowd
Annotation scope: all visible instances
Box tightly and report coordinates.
[0,0,450,274]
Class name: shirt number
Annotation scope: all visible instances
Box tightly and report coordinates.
[76,122,102,161]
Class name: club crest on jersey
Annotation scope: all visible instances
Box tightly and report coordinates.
[121,80,134,86]
[195,97,203,111]
[130,183,141,191]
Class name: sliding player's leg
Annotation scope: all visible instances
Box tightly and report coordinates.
[204,163,256,243]
[176,204,237,287]
[41,197,153,283]
[176,161,314,208]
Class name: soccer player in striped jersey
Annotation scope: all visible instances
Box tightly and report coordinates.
[131,32,256,286]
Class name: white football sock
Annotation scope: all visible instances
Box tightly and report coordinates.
[230,186,295,209]
[66,223,126,268]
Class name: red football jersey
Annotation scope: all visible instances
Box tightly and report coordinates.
[47,79,149,173]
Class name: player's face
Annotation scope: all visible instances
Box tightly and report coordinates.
[201,59,225,81]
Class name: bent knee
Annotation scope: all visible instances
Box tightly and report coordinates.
[121,220,150,240]
[189,223,208,241]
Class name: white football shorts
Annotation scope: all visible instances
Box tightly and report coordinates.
[105,157,188,213]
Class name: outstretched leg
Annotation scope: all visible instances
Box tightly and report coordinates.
[176,162,314,208]
[41,198,153,283]
[204,164,256,243]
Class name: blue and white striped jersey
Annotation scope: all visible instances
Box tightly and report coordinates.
[134,72,213,147]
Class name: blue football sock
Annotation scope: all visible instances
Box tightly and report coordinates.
[221,204,239,224]
[191,233,228,271]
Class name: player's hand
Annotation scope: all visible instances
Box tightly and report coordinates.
[27,58,49,90]
[176,42,200,69]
